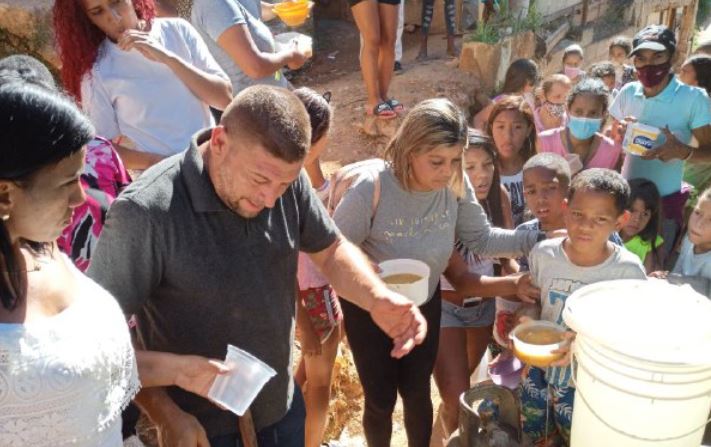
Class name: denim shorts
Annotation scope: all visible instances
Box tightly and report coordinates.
[440,298,495,328]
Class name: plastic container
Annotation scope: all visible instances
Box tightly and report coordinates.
[273,0,310,27]
[274,32,312,58]
[208,345,277,416]
[563,279,711,447]
[378,259,430,306]
[623,122,661,156]
[510,320,567,368]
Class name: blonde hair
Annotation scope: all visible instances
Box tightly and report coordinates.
[540,74,572,97]
[383,98,468,197]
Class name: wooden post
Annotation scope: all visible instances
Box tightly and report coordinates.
[581,0,590,26]
[677,1,701,61]
[239,410,259,447]
[668,6,677,29]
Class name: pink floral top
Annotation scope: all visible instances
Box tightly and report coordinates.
[58,137,131,272]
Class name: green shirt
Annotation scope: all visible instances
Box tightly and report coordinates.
[624,235,664,264]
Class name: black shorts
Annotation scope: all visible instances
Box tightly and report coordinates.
[349,0,400,7]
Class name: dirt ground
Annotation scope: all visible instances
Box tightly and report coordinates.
[288,19,482,446]
[289,19,483,177]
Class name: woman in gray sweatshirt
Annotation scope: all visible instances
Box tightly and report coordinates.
[333,98,541,447]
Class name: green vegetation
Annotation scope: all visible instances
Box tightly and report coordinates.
[466,0,543,43]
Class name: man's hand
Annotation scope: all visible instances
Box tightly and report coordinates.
[512,273,540,304]
[154,405,211,447]
[642,126,692,162]
[369,291,427,359]
[174,356,230,398]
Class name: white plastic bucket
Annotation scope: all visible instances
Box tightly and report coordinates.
[563,280,711,446]
[378,259,430,306]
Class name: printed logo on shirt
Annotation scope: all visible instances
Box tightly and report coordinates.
[504,179,525,224]
[383,209,452,241]
[541,278,586,324]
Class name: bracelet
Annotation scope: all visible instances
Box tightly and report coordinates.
[683,146,694,161]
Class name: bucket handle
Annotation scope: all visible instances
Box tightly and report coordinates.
[571,353,711,442]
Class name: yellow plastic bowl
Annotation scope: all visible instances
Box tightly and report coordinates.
[274,0,307,12]
[276,10,308,26]
[274,0,309,26]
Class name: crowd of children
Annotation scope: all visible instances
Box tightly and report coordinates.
[2,3,711,446]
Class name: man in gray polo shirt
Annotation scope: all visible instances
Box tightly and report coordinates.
[88,86,426,447]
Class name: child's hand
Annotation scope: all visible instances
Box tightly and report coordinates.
[649,270,669,279]
[550,331,576,367]
[614,116,637,144]
[513,273,540,304]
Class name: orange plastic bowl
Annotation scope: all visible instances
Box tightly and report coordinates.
[274,0,309,26]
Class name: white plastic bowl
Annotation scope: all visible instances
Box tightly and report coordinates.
[511,320,567,368]
[378,259,430,306]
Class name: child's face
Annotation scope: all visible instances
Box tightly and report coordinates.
[564,53,583,68]
[602,75,616,91]
[688,198,711,250]
[609,46,627,65]
[523,167,567,227]
[464,146,496,201]
[546,82,571,105]
[679,62,698,87]
[564,189,628,252]
[622,198,652,238]
[491,110,531,162]
[568,93,605,119]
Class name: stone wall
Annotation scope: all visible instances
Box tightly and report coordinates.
[0,0,58,75]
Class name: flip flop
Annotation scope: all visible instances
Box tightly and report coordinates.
[386,98,405,114]
[367,101,397,119]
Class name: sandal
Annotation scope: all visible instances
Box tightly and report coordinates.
[386,98,405,114]
[367,101,397,119]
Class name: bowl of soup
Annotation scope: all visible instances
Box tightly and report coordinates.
[511,320,567,368]
[378,259,430,306]
[273,0,310,27]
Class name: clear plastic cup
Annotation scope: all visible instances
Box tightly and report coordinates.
[378,259,430,306]
[207,345,277,416]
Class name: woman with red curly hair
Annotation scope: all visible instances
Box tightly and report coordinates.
[53,0,232,170]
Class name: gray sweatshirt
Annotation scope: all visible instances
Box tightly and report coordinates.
[333,166,540,302]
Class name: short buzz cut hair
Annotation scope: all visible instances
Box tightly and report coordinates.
[568,168,630,215]
[221,85,311,163]
[523,152,572,188]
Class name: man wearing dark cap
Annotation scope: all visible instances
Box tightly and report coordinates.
[610,24,711,253]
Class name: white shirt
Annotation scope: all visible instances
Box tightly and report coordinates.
[81,18,228,157]
[673,236,711,279]
[0,256,139,446]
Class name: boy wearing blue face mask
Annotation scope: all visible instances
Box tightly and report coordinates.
[539,77,623,171]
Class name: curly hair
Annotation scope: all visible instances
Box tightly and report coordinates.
[53,0,156,101]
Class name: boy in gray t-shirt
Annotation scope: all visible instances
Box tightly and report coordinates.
[521,169,647,445]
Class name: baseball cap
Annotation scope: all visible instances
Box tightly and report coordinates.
[630,25,676,56]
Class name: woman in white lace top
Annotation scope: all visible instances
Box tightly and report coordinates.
[0,82,138,447]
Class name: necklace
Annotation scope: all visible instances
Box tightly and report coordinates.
[1,245,55,273]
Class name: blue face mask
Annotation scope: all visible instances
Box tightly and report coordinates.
[567,116,603,140]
